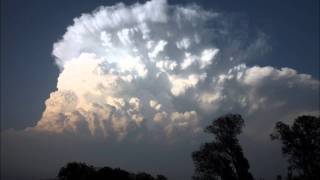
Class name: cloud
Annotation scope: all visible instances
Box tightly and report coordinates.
[29,0,319,142]
[32,0,221,139]
[197,64,319,138]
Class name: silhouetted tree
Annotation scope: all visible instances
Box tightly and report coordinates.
[276,175,282,180]
[192,114,254,180]
[94,166,114,179]
[156,174,168,180]
[58,162,95,180]
[271,115,320,180]
[136,172,155,180]
[111,168,132,179]
[57,162,167,180]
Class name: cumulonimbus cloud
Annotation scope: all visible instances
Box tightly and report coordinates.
[32,0,319,141]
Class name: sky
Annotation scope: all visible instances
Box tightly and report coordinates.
[1,0,319,180]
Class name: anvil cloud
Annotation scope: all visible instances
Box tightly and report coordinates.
[32,0,319,141]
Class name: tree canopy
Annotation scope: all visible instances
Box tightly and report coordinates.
[271,115,320,180]
[57,162,167,180]
[192,114,254,180]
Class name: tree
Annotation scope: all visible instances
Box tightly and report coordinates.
[156,174,168,180]
[94,166,114,179]
[57,162,168,180]
[192,114,254,180]
[58,162,95,180]
[110,168,131,179]
[136,172,156,180]
[271,115,320,180]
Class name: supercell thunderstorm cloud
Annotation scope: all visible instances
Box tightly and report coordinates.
[33,0,319,140]
[2,0,319,179]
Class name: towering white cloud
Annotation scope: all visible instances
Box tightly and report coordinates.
[32,0,319,142]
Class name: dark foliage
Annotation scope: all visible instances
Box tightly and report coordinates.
[58,162,95,180]
[136,172,157,180]
[192,114,254,180]
[57,162,167,180]
[271,115,320,180]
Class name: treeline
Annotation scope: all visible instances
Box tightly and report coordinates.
[57,162,167,180]
[192,114,320,180]
[57,114,319,180]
